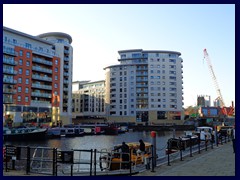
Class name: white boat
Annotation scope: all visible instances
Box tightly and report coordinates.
[195,126,213,141]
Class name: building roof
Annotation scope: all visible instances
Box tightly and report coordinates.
[3,26,53,45]
[37,32,72,44]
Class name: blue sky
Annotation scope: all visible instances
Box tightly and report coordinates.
[3,4,235,108]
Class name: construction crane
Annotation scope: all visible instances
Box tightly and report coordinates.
[203,49,228,116]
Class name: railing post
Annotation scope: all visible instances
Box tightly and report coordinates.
[90,149,93,176]
[167,141,171,166]
[179,139,183,161]
[94,149,97,176]
[198,135,201,154]
[129,151,132,175]
[52,148,56,176]
[26,146,31,175]
[151,145,155,172]
[189,137,193,157]
[205,135,208,151]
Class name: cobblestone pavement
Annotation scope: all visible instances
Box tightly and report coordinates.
[135,142,235,176]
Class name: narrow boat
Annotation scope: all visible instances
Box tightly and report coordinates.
[3,126,47,141]
[47,127,61,138]
[99,142,152,171]
[166,134,199,155]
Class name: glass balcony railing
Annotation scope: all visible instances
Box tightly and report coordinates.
[3,88,17,94]
[31,92,52,98]
[3,78,17,84]
[32,57,53,66]
[3,68,18,75]
[32,66,52,73]
[32,83,52,90]
[3,58,18,65]
[32,74,52,81]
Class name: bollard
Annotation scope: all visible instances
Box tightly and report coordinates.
[151,131,157,167]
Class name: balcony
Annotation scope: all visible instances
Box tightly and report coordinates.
[64,72,69,76]
[31,100,51,105]
[3,46,18,56]
[32,74,52,81]
[32,83,52,90]
[136,72,148,76]
[3,68,18,75]
[136,78,148,82]
[32,66,52,74]
[64,65,69,69]
[32,57,53,66]
[63,80,69,84]
[3,88,17,94]
[3,78,17,84]
[3,97,16,104]
[64,49,70,54]
[31,92,52,98]
[64,57,69,61]
[3,58,18,65]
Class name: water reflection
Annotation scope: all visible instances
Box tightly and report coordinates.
[4,131,185,157]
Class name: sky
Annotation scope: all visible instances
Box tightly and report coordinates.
[3,4,235,108]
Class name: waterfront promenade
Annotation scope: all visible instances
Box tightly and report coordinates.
[135,142,235,176]
[3,142,235,176]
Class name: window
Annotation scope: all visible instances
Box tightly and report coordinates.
[18,77,22,83]
[55,67,58,72]
[26,78,29,84]
[55,59,58,65]
[25,43,32,49]
[26,52,30,58]
[17,96,21,102]
[18,68,22,74]
[54,83,58,88]
[18,86,22,92]
[25,96,29,102]
[19,50,23,56]
[19,59,23,65]
[26,70,30,76]
[55,75,58,80]
[26,61,30,66]
[13,39,17,44]
[25,87,29,93]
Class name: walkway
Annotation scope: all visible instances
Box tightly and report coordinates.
[135,142,235,176]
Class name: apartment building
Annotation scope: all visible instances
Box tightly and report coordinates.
[104,49,184,125]
[197,95,211,107]
[3,26,73,126]
[72,80,105,122]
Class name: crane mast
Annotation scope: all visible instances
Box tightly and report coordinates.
[203,49,225,107]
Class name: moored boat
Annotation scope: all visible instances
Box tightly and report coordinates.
[166,134,199,155]
[99,141,152,171]
[3,126,47,141]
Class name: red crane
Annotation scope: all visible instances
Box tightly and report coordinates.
[203,49,233,116]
